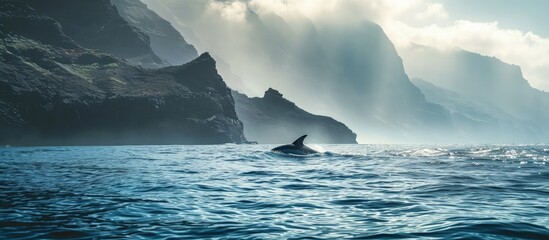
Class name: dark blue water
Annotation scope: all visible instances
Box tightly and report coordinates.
[0,144,548,239]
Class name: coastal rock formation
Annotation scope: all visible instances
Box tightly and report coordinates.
[25,0,165,68]
[233,89,357,144]
[0,0,246,145]
[111,0,198,66]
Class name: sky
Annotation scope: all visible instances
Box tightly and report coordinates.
[370,0,549,91]
[441,0,549,38]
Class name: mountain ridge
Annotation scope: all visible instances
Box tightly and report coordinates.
[402,45,549,142]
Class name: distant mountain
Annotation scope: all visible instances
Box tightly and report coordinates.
[140,1,456,143]
[111,0,198,66]
[0,0,246,145]
[402,46,549,142]
[25,0,165,68]
[411,78,540,142]
[212,54,251,94]
[232,89,357,144]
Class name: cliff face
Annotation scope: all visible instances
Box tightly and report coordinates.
[0,0,77,49]
[0,0,246,145]
[111,0,198,66]
[401,46,542,114]
[411,78,541,143]
[402,46,549,142]
[295,22,453,142]
[232,89,357,144]
[25,0,165,68]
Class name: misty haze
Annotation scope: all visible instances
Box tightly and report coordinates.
[141,0,549,144]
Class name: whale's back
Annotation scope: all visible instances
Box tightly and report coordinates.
[271,135,318,155]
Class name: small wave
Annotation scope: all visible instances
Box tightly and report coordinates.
[421,221,549,239]
[331,198,412,210]
[193,184,230,192]
[305,144,325,152]
[281,183,331,190]
[15,148,70,154]
[354,221,549,239]
[42,230,92,239]
[171,169,199,174]
[225,200,286,210]
[503,149,524,159]
[137,185,179,193]
[470,147,502,154]
[323,151,371,160]
[157,151,178,155]
[396,148,450,157]
[239,170,279,176]
[224,151,269,161]
[322,151,338,156]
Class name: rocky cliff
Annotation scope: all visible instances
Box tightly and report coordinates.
[111,0,198,66]
[0,0,246,145]
[25,0,165,68]
[233,89,357,144]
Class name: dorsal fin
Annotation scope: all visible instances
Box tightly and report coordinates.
[292,135,307,146]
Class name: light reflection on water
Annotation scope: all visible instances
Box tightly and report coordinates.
[0,144,548,239]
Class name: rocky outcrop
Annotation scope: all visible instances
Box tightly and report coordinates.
[0,0,77,49]
[0,0,246,145]
[111,0,198,66]
[232,88,357,144]
[25,0,165,68]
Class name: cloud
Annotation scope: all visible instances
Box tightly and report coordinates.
[235,0,549,91]
[416,3,448,20]
[384,20,549,91]
[217,0,428,25]
[207,0,248,22]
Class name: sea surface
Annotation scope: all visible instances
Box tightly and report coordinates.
[0,144,548,239]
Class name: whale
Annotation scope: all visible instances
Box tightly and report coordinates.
[271,135,319,155]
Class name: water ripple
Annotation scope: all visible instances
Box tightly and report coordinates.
[0,144,548,239]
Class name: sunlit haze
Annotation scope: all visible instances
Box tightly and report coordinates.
[144,0,549,92]
[141,0,549,143]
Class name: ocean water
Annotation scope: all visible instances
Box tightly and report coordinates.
[0,144,547,239]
